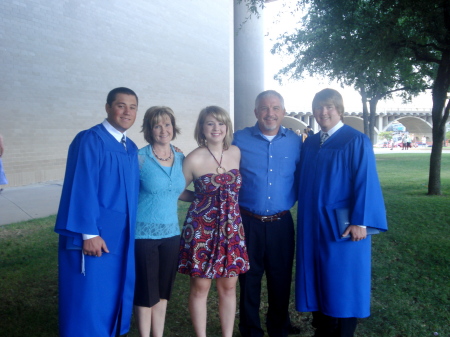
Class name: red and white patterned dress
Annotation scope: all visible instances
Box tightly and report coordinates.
[178,169,250,278]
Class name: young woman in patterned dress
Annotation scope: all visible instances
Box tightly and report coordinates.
[178,106,250,337]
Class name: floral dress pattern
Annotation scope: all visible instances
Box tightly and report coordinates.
[178,169,250,278]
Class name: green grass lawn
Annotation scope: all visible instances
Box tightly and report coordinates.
[1,154,449,336]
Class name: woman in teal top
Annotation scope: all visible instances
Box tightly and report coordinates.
[134,106,193,337]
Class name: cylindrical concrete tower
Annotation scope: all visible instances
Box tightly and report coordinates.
[233,1,265,131]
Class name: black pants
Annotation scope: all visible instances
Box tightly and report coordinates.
[312,312,358,337]
[238,211,295,337]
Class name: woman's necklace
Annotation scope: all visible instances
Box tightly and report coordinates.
[152,147,172,161]
[206,146,226,174]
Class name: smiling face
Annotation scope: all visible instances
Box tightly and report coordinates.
[151,114,173,146]
[312,89,345,132]
[202,114,227,145]
[105,93,138,133]
[254,94,286,136]
[313,102,342,132]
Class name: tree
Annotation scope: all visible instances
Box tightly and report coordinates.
[272,0,432,143]
[379,131,393,141]
[239,0,450,195]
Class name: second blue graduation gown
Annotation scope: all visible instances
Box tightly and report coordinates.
[295,125,388,318]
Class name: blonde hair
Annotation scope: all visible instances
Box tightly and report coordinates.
[194,106,233,149]
[141,106,180,144]
[312,88,345,121]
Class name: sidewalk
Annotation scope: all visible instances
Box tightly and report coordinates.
[0,180,63,226]
[373,147,450,154]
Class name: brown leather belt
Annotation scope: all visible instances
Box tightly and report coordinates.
[240,209,288,223]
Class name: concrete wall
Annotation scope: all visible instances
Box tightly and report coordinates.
[1,0,234,187]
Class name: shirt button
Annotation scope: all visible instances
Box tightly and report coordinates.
[268,196,271,199]
[270,169,273,172]
[269,183,272,185]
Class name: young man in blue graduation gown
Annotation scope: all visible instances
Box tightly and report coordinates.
[296,88,388,337]
[55,87,140,337]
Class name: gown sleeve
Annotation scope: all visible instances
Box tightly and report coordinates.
[55,130,104,245]
[349,134,388,231]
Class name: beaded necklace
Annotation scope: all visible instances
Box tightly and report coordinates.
[152,147,172,161]
[206,146,226,174]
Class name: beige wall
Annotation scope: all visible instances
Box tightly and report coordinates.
[1,0,234,186]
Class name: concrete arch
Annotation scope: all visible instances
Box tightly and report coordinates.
[384,116,432,141]
[343,116,383,141]
[282,116,308,133]
[285,115,384,140]
[344,116,364,134]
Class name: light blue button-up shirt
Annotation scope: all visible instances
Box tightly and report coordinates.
[135,144,186,239]
[233,123,302,216]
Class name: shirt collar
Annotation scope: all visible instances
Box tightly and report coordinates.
[251,122,287,139]
[320,120,343,137]
[102,119,126,142]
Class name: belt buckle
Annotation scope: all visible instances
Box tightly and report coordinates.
[261,215,279,222]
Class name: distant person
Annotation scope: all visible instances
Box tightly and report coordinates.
[134,106,194,337]
[234,90,301,337]
[307,125,314,136]
[410,134,416,148]
[295,88,388,337]
[0,134,8,192]
[295,129,302,137]
[302,128,309,142]
[178,106,250,337]
[401,134,407,150]
[55,87,140,337]
[422,136,427,147]
[406,134,412,150]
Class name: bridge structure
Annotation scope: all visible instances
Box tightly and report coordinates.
[282,109,434,143]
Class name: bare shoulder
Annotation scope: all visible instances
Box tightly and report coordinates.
[227,145,241,160]
[184,147,208,166]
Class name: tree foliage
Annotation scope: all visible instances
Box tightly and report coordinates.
[378,131,393,141]
[240,0,450,195]
[271,0,433,143]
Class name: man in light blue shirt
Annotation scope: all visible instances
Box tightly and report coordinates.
[233,90,301,337]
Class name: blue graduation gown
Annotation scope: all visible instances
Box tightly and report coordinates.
[295,125,388,318]
[55,124,139,337]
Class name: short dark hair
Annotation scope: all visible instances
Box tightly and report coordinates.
[106,87,138,106]
[141,106,180,145]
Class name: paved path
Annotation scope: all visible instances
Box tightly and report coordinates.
[0,180,63,226]
[373,148,450,154]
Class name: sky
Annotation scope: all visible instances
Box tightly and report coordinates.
[262,1,433,113]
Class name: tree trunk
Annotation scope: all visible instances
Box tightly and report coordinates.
[369,98,379,144]
[359,88,369,136]
[428,51,450,195]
